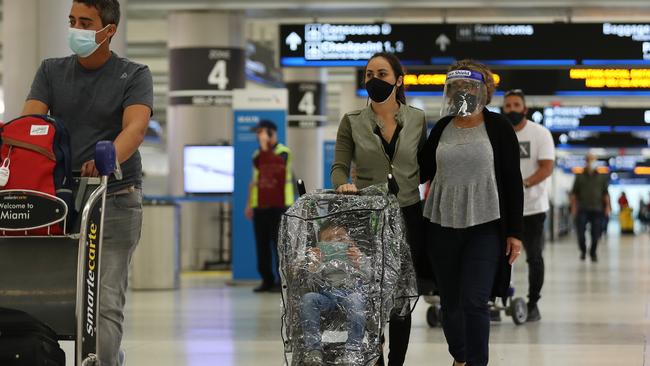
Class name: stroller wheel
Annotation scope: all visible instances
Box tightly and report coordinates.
[426,305,443,327]
[511,297,528,325]
[426,306,438,327]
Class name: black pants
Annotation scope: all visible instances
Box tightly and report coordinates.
[252,208,285,286]
[429,221,501,366]
[576,209,604,257]
[522,213,546,306]
[377,202,426,366]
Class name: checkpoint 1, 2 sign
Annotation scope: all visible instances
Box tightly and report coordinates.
[280,22,650,67]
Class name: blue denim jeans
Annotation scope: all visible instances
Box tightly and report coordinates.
[98,189,143,366]
[300,289,366,352]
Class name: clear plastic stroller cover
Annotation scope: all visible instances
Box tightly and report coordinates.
[279,184,418,366]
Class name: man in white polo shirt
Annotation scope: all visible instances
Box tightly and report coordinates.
[503,89,555,322]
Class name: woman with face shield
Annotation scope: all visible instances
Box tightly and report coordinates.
[331,52,431,366]
[418,60,524,366]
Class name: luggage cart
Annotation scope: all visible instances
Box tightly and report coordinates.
[0,141,120,365]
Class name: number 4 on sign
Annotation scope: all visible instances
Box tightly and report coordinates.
[298,91,316,115]
[208,60,229,90]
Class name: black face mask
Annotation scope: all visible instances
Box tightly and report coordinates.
[365,78,396,104]
[505,111,525,126]
[450,91,478,116]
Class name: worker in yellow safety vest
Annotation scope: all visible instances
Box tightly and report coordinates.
[245,120,294,292]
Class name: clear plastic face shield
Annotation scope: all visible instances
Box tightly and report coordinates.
[440,70,488,117]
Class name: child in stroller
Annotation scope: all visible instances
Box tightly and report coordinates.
[300,220,371,365]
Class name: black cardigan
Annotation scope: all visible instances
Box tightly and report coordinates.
[418,108,524,298]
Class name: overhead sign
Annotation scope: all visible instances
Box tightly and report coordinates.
[246,42,283,87]
[516,106,650,148]
[356,69,502,96]
[356,68,650,96]
[287,82,327,128]
[281,22,650,67]
[526,106,650,133]
[169,47,246,106]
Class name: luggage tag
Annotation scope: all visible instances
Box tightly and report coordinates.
[0,147,11,187]
[0,157,10,187]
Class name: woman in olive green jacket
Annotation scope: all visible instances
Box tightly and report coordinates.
[331,52,428,366]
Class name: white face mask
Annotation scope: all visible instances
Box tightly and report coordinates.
[67,25,110,58]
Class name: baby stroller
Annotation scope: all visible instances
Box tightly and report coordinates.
[278,177,418,366]
[487,289,528,325]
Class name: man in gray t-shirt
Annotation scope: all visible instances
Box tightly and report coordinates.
[23,1,152,365]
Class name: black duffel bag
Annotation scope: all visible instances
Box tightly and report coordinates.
[0,307,65,365]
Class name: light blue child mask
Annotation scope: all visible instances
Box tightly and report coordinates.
[68,25,110,58]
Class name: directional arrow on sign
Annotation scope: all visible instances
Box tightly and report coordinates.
[436,33,451,52]
[286,32,302,51]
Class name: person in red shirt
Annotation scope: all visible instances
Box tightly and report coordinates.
[618,192,629,210]
[245,120,295,292]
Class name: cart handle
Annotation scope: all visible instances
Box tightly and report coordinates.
[387,174,399,196]
[297,179,307,197]
[94,141,122,180]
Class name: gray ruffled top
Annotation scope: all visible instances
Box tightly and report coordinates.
[423,121,501,228]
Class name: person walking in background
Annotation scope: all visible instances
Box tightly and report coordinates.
[502,89,555,322]
[245,120,294,292]
[570,152,610,262]
[618,192,629,210]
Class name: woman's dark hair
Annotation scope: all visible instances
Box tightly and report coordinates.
[366,52,407,105]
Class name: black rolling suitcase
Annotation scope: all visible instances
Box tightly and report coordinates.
[0,307,65,365]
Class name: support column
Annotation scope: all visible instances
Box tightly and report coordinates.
[2,0,69,120]
[167,11,245,270]
[333,79,364,140]
[112,0,128,57]
[167,11,245,195]
[284,68,327,190]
